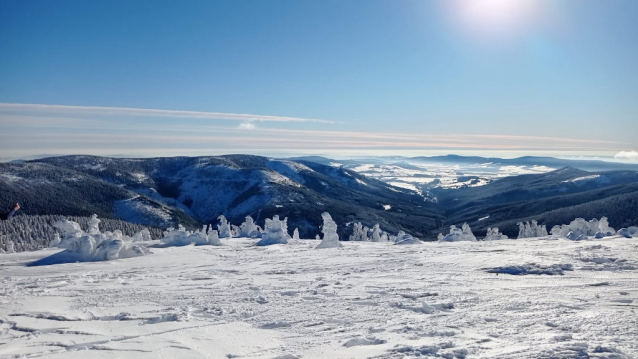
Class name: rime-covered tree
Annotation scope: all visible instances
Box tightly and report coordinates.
[316,212,342,249]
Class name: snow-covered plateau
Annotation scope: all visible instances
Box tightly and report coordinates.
[1,236,637,358]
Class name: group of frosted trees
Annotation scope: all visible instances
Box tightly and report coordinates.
[163,213,421,248]
[434,216,638,242]
[47,215,150,261]
[0,214,162,254]
[349,222,391,242]
[3,211,638,255]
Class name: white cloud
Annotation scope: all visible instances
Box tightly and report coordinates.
[614,150,638,162]
[0,103,336,124]
[238,122,256,130]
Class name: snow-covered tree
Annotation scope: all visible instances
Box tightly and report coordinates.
[5,241,15,254]
[550,217,616,240]
[217,215,233,238]
[50,216,150,262]
[439,223,477,242]
[282,217,291,239]
[517,220,548,239]
[316,212,342,249]
[238,216,262,238]
[370,224,383,242]
[256,215,289,246]
[162,225,222,247]
[484,227,508,241]
[349,222,369,241]
[394,231,419,245]
[87,214,101,235]
[293,228,300,240]
[131,228,152,242]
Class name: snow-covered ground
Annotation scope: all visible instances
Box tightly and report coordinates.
[1,237,637,358]
[345,161,555,197]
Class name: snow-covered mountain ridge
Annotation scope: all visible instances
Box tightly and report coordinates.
[1,154,636,240]
[1,155,440,238]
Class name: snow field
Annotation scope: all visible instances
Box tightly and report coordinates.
[1,236,637,358]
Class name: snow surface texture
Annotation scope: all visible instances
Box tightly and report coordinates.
[256,215,290,246]
[551,217,616,241]
[439,223,477,242]
[161,225,222,247]
[31,215,150,265]
[316,212,342,249]
[1,236,637,358]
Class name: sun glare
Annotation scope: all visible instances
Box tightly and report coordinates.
[449,0,540,37]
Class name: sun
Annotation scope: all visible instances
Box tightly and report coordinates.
[449,0,540,36]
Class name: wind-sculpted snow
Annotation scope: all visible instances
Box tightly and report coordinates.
[316,212,342,249]
[438,223,477,242]
[256,215,290,246]
[617,226,638,238]
[161,225,222,247]
[29,215,150,265]
[551,217,616,240]
[3,236,637,358]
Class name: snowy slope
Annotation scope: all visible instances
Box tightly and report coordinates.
[1,236,637,358]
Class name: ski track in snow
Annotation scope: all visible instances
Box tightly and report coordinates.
[1,238,637,358]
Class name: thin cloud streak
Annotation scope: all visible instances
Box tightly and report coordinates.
[2,132,623,151]
[1,113,621,147]
[0,103,628,159]
[0,103,337,124]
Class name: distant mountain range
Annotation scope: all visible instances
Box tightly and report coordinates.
[290,154,638,172]
[1,154,636,239]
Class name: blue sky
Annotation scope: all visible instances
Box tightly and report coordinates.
[1,0,637,160]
